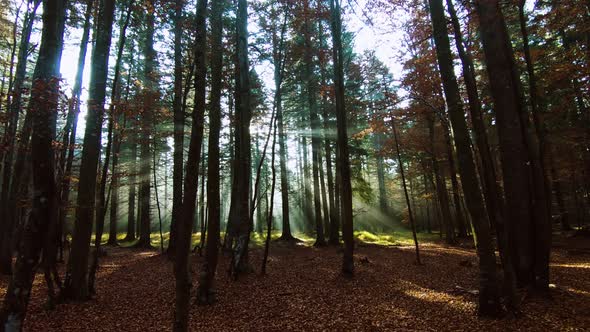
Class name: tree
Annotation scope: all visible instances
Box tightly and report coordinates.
[167,0,185,259]
[1,0,66,326]
[136,0,158,249]
[329,0,354,276]
[428,0,502,314]
[173,0,207,329]
[228,0,253,278]
[64,0,117,301]
[197,0,224,306]
[474,0,551,292]
[0,0,41,275]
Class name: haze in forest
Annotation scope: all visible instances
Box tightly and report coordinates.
[0,0,588,330]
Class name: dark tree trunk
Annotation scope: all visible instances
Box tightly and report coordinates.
[173,0,207,329]
[0,0,41,276]
[441,121,468,237]
[125,131,138,241]
[392,120,421,264]
[0,0,65,326]
[375,134,388,214]
[301,134,313,232]
[428,115,455,244]
[55,0,93,264]
[303,0,326,246]
[262,108,279,274]
[64,0,117,301]
[227,0,253,278]
[550,155,570,230]
[330,0,354,276]
[319,34,338,245]
[197,0,223,305]
[167,0,185,260]
[106,3,133,246]
[475,0,551,291]
[277,79,292,240]
[429,0,502,315]
[446,0,507,248]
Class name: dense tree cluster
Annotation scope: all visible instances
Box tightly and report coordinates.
[0,0,588,329]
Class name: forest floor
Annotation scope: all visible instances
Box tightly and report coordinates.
[1,232,590,331]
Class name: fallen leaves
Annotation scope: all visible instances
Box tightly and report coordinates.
[0,238,588,331]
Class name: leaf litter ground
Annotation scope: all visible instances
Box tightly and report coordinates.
[1,235,589,331]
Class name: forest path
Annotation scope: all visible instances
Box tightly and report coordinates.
[1,236,589,331]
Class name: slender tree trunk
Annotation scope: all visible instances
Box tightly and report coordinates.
[106,3,133,246]
[549,154,570,230]
[125,130,138,241]
[428,116,455,244]
[152,135,164,253]
[475,0,551,291]
[446,0,507,249]
[167,0,185,260]
[442,121,468,237]
[429,0,502,314]
[196,0,223,305]
[277,80,292,240]
[0,0,41,276]
[136,2,159,249]
[228,0,253,278]
[392,119,421,264]
[330,0,354,275]
[262,109,279,274]
[303,0,326,246]
[64,0,117,301]
[173,0,207,329]
[518,0,552,216]
[0,0,65,326]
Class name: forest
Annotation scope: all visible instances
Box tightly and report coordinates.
[0,0,589,330]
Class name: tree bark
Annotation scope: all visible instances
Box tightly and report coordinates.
[392,119,421,264]
[475,0,551,291]
[173,0,207,329]
[0,0,65,326]
[330,0,354,275]
[429,0,502,314]
[167,0,185,260]
[64,0,117,301]
[303,0,326,246]
[228,0,253,278]
[197,0,223,305]
[136,2,159,249]
[0,0,41,276]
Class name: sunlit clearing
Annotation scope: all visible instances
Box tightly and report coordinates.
[551,263,590,270]
[399,280,470,308]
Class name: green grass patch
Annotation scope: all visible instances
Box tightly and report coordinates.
[354,230,440,246]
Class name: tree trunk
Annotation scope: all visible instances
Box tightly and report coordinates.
[0,0,65,326]
[442,120,468,237]
[392,119,421,264]
[330,0,354,276]
[167,0,185,260]
[64,0,117,301]
[125,131,138,241]
[429,0,502,314]
[277,74,293,240]
[227,0,253,278]
[475,0,551,291]
[196,0,223,305]
[303,0,326,246]
[106,3,133,246]
[0,0,41,276]
[428,115,455,244]
[446,0,507,250]
[136,1,159,249]
[173,0,207,329]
